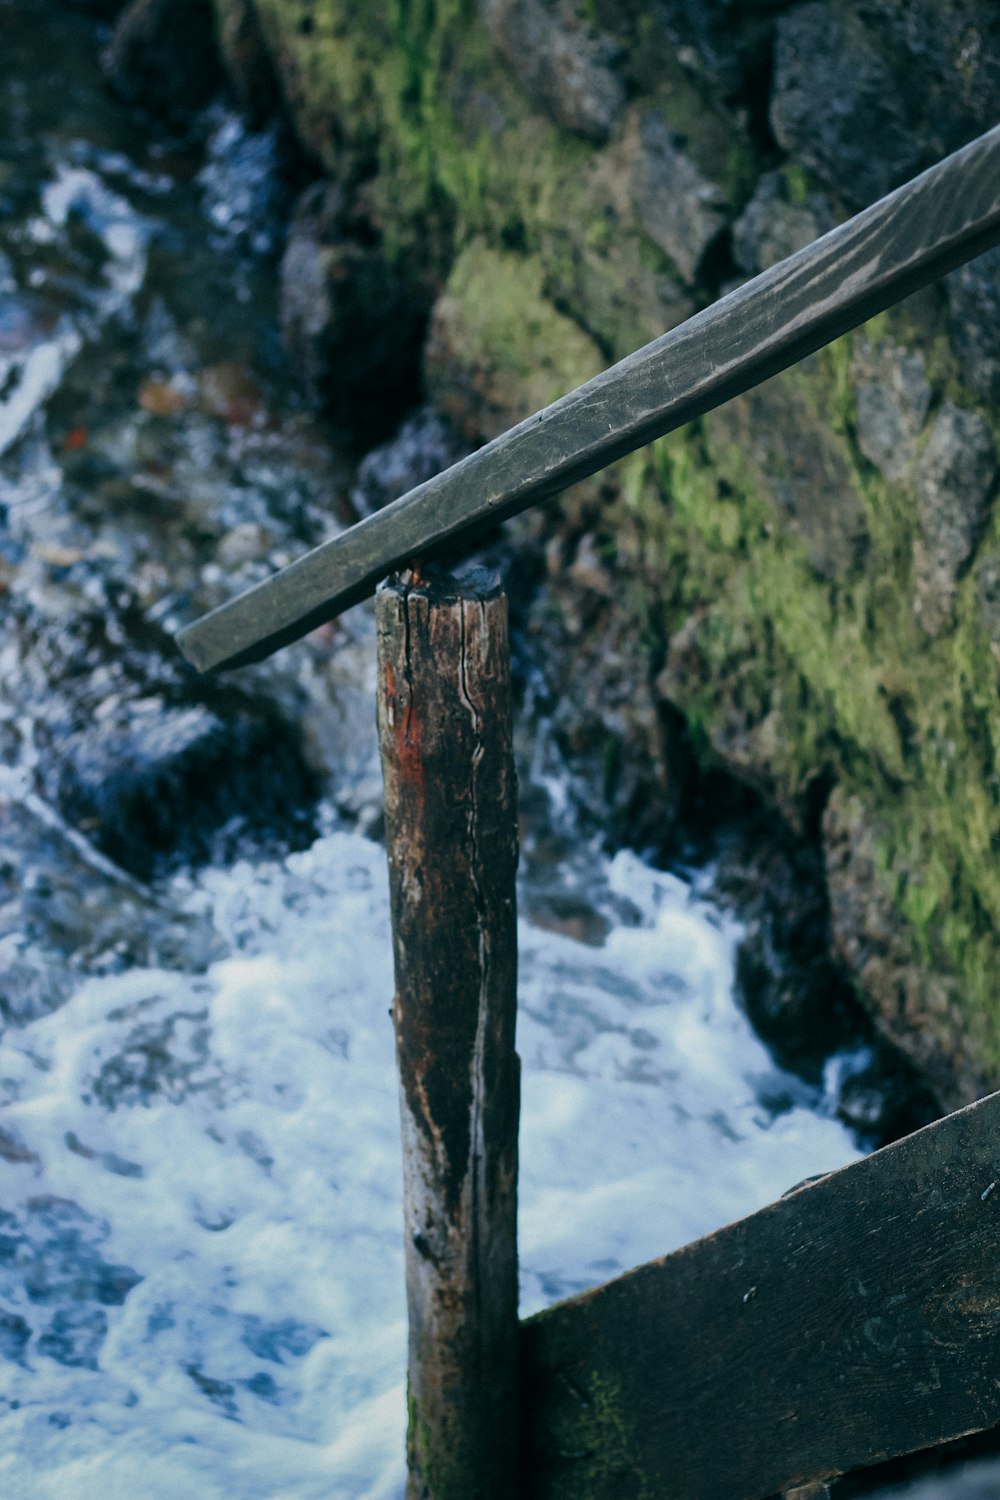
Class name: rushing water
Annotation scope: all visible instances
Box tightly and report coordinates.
[2,6,998,1497]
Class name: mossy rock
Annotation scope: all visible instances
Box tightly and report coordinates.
[212,0,1000,1106]
[631,333,1000,1109]
[423,240,604,439]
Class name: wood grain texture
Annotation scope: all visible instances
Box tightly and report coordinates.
[179,124,1000,672]
[376,570,520,1499]
[520,1088,1000,1500]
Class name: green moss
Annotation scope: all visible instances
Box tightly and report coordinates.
[230,0,1000,1091]
[241,0,758,335]
[643,48,759,207]
[618,332,1000,1084]
[781,161,812,206]
[542,1367,654,1500]
[430,241,604,423]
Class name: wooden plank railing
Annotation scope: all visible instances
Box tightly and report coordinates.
[177,122,1000,1499]
[178,123,1000,674]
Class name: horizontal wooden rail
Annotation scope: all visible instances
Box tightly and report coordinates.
[521,1087,1000,1499]
[178,123,1000,673]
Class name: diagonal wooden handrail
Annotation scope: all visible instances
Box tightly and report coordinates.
[178,123,1000,673]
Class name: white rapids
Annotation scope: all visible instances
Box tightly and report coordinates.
[0,822,864,1498]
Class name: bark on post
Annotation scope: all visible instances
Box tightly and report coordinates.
[375,567,520,1500]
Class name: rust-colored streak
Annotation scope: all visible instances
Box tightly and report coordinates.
[385,655,425,798]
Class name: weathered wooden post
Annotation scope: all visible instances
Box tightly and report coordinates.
[375,566,520,1499]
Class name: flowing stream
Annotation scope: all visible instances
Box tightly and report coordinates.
[1,6,997,1497]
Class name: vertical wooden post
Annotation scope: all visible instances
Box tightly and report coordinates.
[376,567,520,1500]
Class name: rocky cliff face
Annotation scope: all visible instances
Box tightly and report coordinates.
[113,0,1000,1108]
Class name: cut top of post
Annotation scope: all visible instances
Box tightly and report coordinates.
[177,124,1000,675]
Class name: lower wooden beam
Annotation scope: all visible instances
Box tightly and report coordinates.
[521,1089,1000,1500]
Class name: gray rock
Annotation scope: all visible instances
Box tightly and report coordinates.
[851,336,932,482]
[212,0,282,126]
[633,113,729,284]
[770,3,909,207]
[823,786,986,1112]
[519,539,694,851]
[707,374,869,581]
[770,0,1000,210]
[945,245,1000,405]
[55,695,318,881]
[350,406,471,519]
[0,797,224,1027]
[649,0,790,104]
[280,182,427,444]
[976,549,1000,651]
[481,0,624,142]
[915,404,998,572]
[103,0,222,119]
[4,576,319,884]
[913,402,998,636]
[731,169,832,277]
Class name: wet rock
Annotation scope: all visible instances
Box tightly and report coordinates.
[350,406,471,520]
[187,1365,239,1416]
[0,1126,40,1167]
[976,549,1000,652]
[4,578,320,884]
[851,335,932,482]
[211,0,283,126]
[649,0,791,106]
[653,785,941,1145]
[280,182,427,445]
[103,0,223,120]
[37,1306,110,1370]
[239,1314,326,1363]
[913,402,998,637]
[823,786,987,1113]
[655,608,790,823]
[707,810,860,1081]
[731,168,832,278]
[945,245,1000,405]
[91,1007,218,1109]
[770,1,1000,211]
[832,1054,937,1145]
[65,1131,144,1178]
[518,537,695,852]
[0,797,224,1028]
[55,694,319,881]
[632,113,728,285]
[481,0,624,142]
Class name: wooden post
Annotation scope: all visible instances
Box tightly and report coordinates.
[376,567,520,1500]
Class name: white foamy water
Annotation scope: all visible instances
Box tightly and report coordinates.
[0,824,863,1498]
[0,166,148,457]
